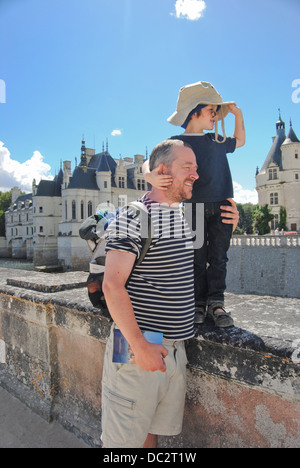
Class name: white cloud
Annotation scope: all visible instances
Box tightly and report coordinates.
[111,129,122,137]
[0,141,53,193]
[233,181,258,205]
[173,0,207,21]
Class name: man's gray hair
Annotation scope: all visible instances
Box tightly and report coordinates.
[149,139,191,171]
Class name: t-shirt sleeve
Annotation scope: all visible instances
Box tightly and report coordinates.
[225,136,237,154]
[105,207,142,259]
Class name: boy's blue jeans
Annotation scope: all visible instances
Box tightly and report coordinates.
[194,200,233,307]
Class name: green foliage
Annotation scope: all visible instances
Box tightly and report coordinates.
[252,204,274,235]
[278,206,288,231]
[235,203,256,234]
[0,190,12,236]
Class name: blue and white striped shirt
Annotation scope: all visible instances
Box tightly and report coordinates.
[105,193,195,340]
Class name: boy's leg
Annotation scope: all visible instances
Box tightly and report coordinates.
[206,200,234,327]
[193,203,209,322]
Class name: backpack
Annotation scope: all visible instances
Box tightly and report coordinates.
[80,202,152,313]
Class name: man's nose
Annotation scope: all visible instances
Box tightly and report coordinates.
[190,170,199,180]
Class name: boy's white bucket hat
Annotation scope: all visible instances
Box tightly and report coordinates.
[167,81,234,126]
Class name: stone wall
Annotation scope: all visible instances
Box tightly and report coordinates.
[227,235,300,298]
[0,268,299,448]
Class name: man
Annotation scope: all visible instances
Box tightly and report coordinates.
[101,139,238,448]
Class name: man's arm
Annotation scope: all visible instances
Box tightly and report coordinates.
[220,198,240,232]
[102,250,168,372]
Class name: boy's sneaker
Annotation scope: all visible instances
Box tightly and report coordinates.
[207,303,234,328]
[195,304,206,324]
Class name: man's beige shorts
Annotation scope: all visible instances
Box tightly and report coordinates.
[101,325,188,448]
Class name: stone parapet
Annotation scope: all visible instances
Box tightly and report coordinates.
[231,234,300,248]
[227,236,300,298]
[0,267,299,448]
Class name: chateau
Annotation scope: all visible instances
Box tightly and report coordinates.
[5,114,300,271]
[256,113,300,232]
[5,139,147,270]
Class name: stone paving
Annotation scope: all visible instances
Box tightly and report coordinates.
[0,385,90,448]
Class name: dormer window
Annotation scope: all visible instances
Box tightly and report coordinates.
[118,177,125,188]
[268,168,278,180]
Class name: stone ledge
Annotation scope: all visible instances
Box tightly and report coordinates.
[6,278,87,293]
[1,267,300,448]
[0,267,299,363]
[5,269,88,293]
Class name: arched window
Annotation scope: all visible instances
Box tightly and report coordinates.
[88,201,93,217]
[72,200,76,220]
[65,201,68,220]
[81,201,84,220]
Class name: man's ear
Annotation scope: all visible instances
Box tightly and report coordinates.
[156,163,167,175]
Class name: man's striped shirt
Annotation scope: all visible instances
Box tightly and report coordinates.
[105,193,195,340]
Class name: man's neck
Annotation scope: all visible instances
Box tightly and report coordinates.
[147,189,180,208]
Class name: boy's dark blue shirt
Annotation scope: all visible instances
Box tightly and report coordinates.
[170,133,236,203]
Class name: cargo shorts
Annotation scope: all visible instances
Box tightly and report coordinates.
[101,325,188,448]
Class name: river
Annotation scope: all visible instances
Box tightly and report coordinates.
[0,258,34,271]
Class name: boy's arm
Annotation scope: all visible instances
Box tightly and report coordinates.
[102,250,168,372]
[228,104,245,148]
[142,160,173,190]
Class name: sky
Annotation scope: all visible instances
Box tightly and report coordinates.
[0,0,299,204]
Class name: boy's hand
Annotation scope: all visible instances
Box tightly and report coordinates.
[228,103,243,116]
[145,164,173,190]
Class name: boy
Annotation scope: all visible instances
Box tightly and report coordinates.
[143,81,245,327]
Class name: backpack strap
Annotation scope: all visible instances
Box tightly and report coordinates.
[89,201,153,273]
[126,201,153,267]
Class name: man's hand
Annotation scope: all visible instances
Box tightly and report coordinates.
[131,339,168,373]
[220,198,239,232]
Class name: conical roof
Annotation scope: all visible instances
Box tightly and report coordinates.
[282,121,299,145]
[260,127,286,173]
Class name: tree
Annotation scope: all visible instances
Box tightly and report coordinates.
[0,190,12,236]
[236,202,255,234]
[278,206,288,231]
[252,204,274,235]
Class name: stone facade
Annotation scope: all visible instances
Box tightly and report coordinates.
[256,114,300,232]
[5,188,34,260]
